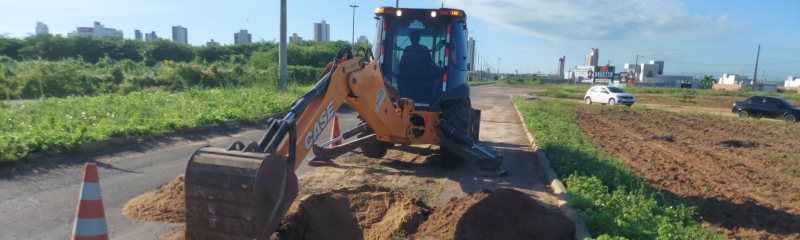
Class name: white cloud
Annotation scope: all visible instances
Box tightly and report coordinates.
[451,0,738,43]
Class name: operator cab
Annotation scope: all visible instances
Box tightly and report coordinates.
[373,7,470,111]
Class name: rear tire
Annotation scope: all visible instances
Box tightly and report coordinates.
[785,114,797,123]
[738,110,749,118]
[357,117,392,158]
[440,99,471,170]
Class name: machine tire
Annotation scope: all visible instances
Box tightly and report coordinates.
[357,117,392,158]
[440,99,471,169]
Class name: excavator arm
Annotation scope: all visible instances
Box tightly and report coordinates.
[184,47,503,239]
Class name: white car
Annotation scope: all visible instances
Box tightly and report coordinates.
[584,86,635,106]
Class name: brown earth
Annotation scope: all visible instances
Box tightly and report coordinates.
[575,107,800,239]
[160,227,185,240]
[272,184,432,240]
[122,175,185,223]
[415,188,575,240]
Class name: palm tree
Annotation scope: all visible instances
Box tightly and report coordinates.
[700,75,715,89]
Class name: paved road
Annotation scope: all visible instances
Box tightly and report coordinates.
[0,85,549,240]
[0,108,360,240]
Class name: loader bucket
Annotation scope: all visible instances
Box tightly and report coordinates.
[184,146,298,239]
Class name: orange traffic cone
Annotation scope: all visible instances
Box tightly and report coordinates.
[72,163,108,240]
[330,114,342,146]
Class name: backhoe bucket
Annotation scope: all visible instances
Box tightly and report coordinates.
[185,147,298,239]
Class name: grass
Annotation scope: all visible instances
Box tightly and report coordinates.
[0,84,306,164]
[466,80,497,86]
[513,98,723,240]
[769,155,800,178]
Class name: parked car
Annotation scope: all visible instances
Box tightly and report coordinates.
[732,96,800,123]
[584,86,635,106]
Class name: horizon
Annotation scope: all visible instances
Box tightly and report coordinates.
[1,0,798,80]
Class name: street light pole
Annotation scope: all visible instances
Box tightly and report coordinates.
[497,58,500,76]
[279,0,287,90]
[350,5,359,45]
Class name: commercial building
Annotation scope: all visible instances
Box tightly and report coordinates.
[467,37,476,72]
[718,74,749,85]
[585,48,598,66]
[290,33,303,43]
[650,61,664,75]
[234,29,252,44]
[134,30,143,41]
[556,55,565,78]
[313,20,330,42]
[145,31,157,41]
[172,26,188,44]
[67,22,123,38]
[785,76,800,88]
[206,39,220,46]
[36,22,49,35]
[357,35,369,44]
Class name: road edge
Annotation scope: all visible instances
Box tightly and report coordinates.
[512,102,592,240]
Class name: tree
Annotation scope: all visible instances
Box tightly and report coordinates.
[700,75,715,89]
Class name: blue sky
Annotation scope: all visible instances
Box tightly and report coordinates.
[1,0,798,80]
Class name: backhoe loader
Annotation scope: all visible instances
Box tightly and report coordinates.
[184,7,505,239]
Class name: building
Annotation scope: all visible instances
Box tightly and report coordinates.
[785,76,800,88]
[172,26,188,44]
[234,29,252,44]
[290,33,303,43]
[145,31,157,41]
[67,22,123,38]
[313,20,330,42]
[638,63,659,81]
[35,22,49,35]
[718,74,749,85]
[357,35,368,44]
[206,39,220,47]
[134,30,143,41]
[467,37,476,72]
[649,61,664,75]
[585,48,598,66]
[556,55,565,78]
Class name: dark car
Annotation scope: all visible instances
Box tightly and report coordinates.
[732,96,800,123]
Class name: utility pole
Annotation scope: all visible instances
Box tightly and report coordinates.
[752,44,760,91]
[279,0,287,90]
[395,0,399,8]
[497,58,500,76]
[350,5,359,45]
[634,55,639,85]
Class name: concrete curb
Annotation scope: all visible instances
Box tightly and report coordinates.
[512,102,592,240]
[76,112,286,153]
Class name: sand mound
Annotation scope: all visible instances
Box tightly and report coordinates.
[122,175,185,223]
[273,184,432,240]
[415,188,575,240]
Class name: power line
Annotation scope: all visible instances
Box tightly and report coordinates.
[638,55,800,65]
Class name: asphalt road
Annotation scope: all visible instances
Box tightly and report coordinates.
[0,85,533,240]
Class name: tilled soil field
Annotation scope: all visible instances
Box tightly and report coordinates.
[575,107,800,239]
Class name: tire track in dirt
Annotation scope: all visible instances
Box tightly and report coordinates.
[575,107,800,240]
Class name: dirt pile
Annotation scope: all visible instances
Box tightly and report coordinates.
[122,175,185,223]
[415,188,575,240]
[273,184,432,240]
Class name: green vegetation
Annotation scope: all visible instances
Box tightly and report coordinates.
[0,85,304,164]
[514,98,722,240]
[496,75,540,86]
[466,80,496,86]
[526,84,800,101]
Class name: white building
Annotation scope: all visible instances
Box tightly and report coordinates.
[718,73,749,85]
[785,76,800,88]
[206,39,220,47]
[649,61,664,75]
[234,29,252,44]
[290,33,303,43]
[313,20,330,42]
[36,22,49,35]
[68,22,123,38]
[585,48,598,66]
[638,63,659,82]
[172,26,188,44]
[357,35,368,44]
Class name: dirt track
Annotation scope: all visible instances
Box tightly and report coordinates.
[575,107,800,239]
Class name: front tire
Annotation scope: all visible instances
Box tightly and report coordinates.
[585,97,592,105]
[785,114,797,123]
[738,110,749,118]
[608,98,616,106]
[440,99,471,170]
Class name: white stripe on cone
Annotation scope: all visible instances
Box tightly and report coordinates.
[73,218,108,237]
